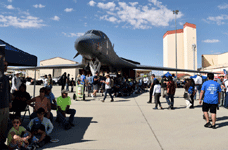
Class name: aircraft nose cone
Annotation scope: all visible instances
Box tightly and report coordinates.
[75,39,91,55]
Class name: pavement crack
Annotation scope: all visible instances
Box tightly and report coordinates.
[134,98,164,150]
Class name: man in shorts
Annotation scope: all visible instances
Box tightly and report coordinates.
[199,73,221,129]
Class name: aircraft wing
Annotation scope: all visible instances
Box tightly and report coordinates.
[135,65,220,74]
[9,63,85,70]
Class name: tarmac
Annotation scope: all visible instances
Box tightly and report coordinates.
[20,85,228,150]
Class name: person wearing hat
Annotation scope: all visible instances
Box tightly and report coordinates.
[101,73,114,102]
[194,73,202,100]
[217,74,225,106]
[56,90,76,130]
[11,71,22,93]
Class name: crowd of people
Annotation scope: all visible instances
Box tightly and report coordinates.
[1,60,227,149]
[0,62,77,150]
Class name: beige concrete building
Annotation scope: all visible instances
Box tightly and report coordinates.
[25,57,80,80]
[163,22,197,75]
[201,52,228,74]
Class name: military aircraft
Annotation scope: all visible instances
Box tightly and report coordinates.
[12,29,214,77]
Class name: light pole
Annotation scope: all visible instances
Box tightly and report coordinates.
[192,44,196,74]
[173,10,179,77]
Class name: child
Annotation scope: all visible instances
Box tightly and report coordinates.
[152,80,163,109]
[28,107,53,148]
[7,116,32,150]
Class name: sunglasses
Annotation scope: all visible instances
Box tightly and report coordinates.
[13,121,20,124]
[40,91,45,93]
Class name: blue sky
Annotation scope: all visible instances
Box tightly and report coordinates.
[0,0,228,71]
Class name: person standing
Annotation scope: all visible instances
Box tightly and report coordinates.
[166,76,175,109]
[70,78,75,92]
[184,79,196,108]
[66,74,70,91]
[152,80,163,109]
[0,61,12,149]
[223,74,228,108]
[199,73,221,129]
[60,72,66,91]
[194,73,202,100]
[43,75,48,87]
[91,72,99,97]
[161,76,167,97]
[47,74,53,90]
[11,71,22,93]
[101,73,114,102]
[217,74,225,106]
[147,74,157,104]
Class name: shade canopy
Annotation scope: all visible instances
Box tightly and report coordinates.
[162,72,172,78]
[0,40,37,66]
[190,75,207,79]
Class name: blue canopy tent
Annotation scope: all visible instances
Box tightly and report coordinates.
[0,39,37,97]
[0,39,37,66]
[190,75,207,80]
[162,72,172,78]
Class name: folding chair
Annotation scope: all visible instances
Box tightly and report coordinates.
[21,105,31,122]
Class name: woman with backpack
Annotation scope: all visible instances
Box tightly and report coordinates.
[184,79,196,108]
[166,76,176,109]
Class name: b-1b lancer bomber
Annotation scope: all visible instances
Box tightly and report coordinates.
[12,30,214,76]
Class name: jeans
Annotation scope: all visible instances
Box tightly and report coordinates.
[57,109,76,126]
[224,92,228,108]
[166,94,174,107]
[194,85,201,100]
[103,89,114,101]
[154,93,161,108]
[220,91,225,106]
[149,87,154,103]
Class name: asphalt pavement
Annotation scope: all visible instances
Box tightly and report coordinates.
[22,85,228,150]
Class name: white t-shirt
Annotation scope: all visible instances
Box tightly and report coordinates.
[152,84,161,96]
[105,78,111,89]
[195,76,202,85]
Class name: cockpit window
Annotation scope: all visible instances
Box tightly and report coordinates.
[99,31,108,39]
[85,30,92,34]
[92,30,101,36]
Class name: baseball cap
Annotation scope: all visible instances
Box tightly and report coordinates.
[61,90,69,94]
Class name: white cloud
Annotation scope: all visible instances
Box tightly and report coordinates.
[51,16,60,21]
[84,22,87,27]
[73,0,77,3]
[202,39,220,43]
[88,0,96,6]
[90,0,183,29]
[33,4,45,8]
[206,14,228,25]
[64,8,74,12]
[0,15,45,28]
[62,32,84,37]
[97,2,116,11]
[218,3,228,9]
[7,0,13,2]
[6,5,14,9]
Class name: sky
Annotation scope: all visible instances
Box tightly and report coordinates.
[0,0,228,72]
